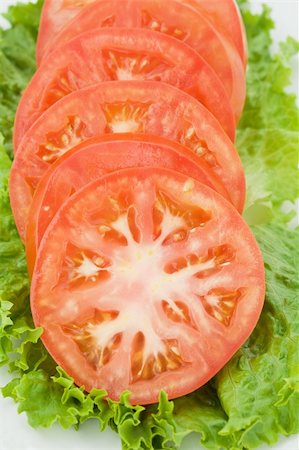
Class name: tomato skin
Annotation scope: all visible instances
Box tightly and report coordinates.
[10,80,245,242]
[25,134,230,276]
[181,0,248,67]
[15,27,235,151]
[36,0,90,62]
[35,0,246,120]
[30,167,265,404]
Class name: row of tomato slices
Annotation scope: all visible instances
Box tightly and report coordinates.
[9,0,265,405]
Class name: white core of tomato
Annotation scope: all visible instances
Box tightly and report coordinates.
[62,200,223,363]
[116,67,136,81]
[73,254,103,278]
[75,234,219,363]
[110,118,140,133]
[89,305,166,360]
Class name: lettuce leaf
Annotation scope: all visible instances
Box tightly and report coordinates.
[0,140,49,376]
[0,1,298,449]
[0,1,41,158]
[215,224,299,448]
[2,366,181,449]
[236,4,299,227]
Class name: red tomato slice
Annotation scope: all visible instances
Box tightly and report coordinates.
[37,0,247,67]
[36,0,246,120]
[181,0,248,67]
[10,80,245,240]
[30,167,265,404]
[14,27,235,150]
[25,135,230,276]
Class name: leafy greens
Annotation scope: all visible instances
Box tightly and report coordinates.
[0,1,298,449]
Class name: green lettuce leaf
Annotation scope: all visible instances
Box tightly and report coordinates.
[0,1,41,158]
[173,385,238,450]
[0,140,29,363]
[236,5,299,226]
[215,224,299,448]
[2,367,181,449]
[0,1,298,449]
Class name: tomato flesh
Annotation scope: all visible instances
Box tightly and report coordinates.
[36,0,246,120]
[31,167,265,404]
[25,135,230,275]
[10,80,245,240]
[15,27,235,150]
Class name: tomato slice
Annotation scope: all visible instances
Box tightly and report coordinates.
[30,167,265,404]
[14,27,235,150]
[25,135,230,276]
[37,0,247,67]
[182,0,248,67]
[36,0,246,120]
[10,80,245,240]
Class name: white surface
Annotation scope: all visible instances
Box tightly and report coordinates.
[0,1,298,449]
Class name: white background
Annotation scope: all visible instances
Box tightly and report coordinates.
[0,1,298,449]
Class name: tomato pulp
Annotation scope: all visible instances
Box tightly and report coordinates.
[14,27,235,150]
[25,135,229,275]
[31,167,265,404]
[10,81,245,240]
[36,0,246,119]
[37,0,247,66]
